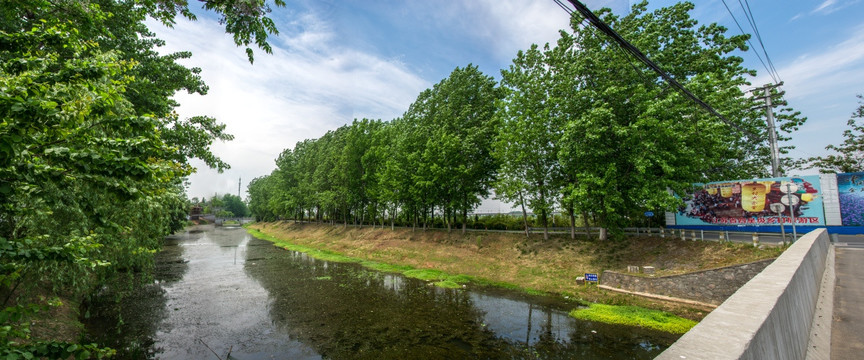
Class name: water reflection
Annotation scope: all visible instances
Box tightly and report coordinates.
[84,225,674,359]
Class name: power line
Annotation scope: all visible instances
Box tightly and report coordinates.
[553,0,572,14]
[553,0,654,86]
[560,0,760,141]
[719,0,779,83]
[737,0,781,82]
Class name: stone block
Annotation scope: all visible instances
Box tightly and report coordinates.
[642,266,656,274]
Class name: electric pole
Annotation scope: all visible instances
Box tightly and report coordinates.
[752,82,786,177]
[238,177,241,198]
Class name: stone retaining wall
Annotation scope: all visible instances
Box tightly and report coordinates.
[601,258,775,305]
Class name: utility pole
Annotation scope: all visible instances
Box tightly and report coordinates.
[752,82,786,177]
[238,177,241,198]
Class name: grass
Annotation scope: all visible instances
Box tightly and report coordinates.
[246,221,780,326]
[246,227,476,289]
[569,303,698,334]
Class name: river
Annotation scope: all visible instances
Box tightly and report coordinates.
[83,225,676,359]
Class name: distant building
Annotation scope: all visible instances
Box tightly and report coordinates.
[190,205,202,220]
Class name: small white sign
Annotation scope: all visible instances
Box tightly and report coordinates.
[769,203,785,214]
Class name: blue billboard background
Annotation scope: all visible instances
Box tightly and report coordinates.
[838,172,864,226]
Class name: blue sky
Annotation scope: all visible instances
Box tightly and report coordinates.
[152,1,864,210]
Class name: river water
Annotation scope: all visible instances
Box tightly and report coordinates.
[83,225,676,359]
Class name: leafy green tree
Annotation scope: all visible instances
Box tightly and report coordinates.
[248,175,277,221]
[549,2,803,239]
[405,65,501,232]
[495,45,563,240]
[806,94,864,173]
[0,0,283,356]
[222,193,249,217]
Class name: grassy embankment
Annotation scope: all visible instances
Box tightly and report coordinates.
[247,221,782,333]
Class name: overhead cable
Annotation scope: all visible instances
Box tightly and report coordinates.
[561,0,760,141]
[720,0,779,83]
[738,0,781,82]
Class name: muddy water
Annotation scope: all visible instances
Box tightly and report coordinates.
[84,225,676,359]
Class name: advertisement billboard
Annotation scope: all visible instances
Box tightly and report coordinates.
[675,175,824,226]
[838,172,864,226]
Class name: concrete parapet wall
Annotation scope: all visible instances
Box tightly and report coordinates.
[601,259,774,305]
[657,229,830,360]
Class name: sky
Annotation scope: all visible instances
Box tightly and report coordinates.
[151,0,864,211]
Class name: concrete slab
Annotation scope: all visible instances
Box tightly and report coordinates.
[831,247,864,359]
[806,245,834,360]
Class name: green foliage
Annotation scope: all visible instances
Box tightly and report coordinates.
[569,303,697,334]
[214,193,248,217]
[805,94,864,173]
[495,43,565,239]
[246,2,804,241]
[497,1,804,237]
[247,65,501,230]
[0,0,282,353]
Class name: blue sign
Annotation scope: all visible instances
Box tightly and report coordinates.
[585,273,599,282]
[644,211,654,217]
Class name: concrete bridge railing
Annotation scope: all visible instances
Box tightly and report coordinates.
[657,228,830,360]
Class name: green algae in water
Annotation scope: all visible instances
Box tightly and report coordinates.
[569,303,697,334]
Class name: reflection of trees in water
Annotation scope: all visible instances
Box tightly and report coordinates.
[499,304,667,360]
[243,238,670,359]
[81,229,199,359]
[244,241,508,358]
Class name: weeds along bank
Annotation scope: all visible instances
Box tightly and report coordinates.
[247,221,783,331]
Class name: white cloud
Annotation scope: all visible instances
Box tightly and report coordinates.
[402,0,574,62]
[748,25,864,163]
[793,0,857,20]
[146,13,429,198]
[813,0,838,13]
[148,0,599,200]
[754,25,864,100]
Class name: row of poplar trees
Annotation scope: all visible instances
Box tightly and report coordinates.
[248,2,806,241]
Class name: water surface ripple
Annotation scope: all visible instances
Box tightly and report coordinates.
[85,225,675,359]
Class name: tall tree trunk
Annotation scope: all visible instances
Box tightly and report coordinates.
[518,190,529,237]
[462,207,467,234]
[582,211,591,240]
[598,200,607,241]
[568,203,576,240]
[446,206,451,233]
[539,185,549,241]
[541,208,549,241]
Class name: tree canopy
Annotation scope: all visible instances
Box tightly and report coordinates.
[248,65,501,232]
[0,0,282,357]
[247,2,805,241]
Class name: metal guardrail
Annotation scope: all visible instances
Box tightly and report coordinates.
[268,221,801,245]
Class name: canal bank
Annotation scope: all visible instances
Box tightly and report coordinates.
[248,222,782,322]
[83,224,677,359]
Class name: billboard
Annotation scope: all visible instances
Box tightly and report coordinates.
[675,175,824,226]
[838,172,864,226]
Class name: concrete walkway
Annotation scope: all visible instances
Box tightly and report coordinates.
[832,245,864,359]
